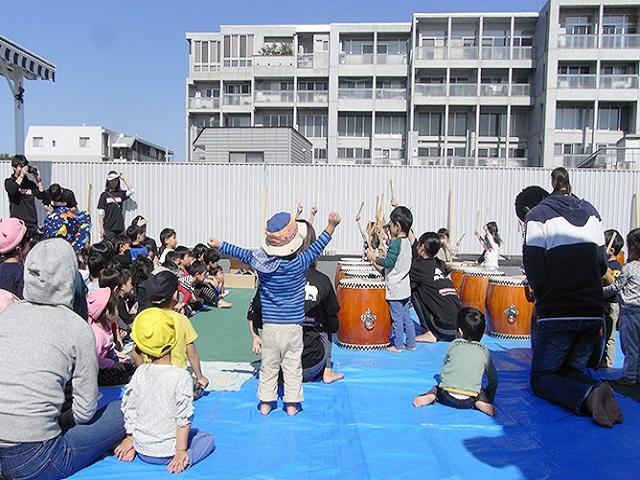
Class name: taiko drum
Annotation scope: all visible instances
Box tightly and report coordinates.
[485,276,534,339]
[458,268,505,313]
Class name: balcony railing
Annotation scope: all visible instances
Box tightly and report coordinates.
[375,88,407,99]
[192,64,221,73]
[188,97,220,109]
[297,54,313,69]
[557,34,597,49]
[222,93,252,106]
[413,157,478,167]
[254,90,294,103]
[296,91,329,103]
[449,83,478,96]
[481,46,510,60]
[557,74,596,88]
[376,53,407,64]
[414,83,447,96]
[480,83,509,96]
[599,74,639,89]
[253,56,294,67]
[602,34,640,49]
[339,53,374,65]
[222,58,253,67]
[512,46,534,60]
[415,46,448,60]
[449,46,479,60]
[510,84,531,96]
[338,88,373,99]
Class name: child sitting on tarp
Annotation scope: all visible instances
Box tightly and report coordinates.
[115,308,215,472]
[413,307,498,416]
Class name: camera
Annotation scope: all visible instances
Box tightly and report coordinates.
[27,166,39,176]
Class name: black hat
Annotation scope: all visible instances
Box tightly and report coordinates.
[515,186,549,222]
[147,270,179,305]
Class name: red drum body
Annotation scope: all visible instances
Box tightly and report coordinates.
[485,276,534,339]
[459,268,505,313]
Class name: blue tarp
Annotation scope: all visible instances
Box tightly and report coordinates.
[72,335,638,480]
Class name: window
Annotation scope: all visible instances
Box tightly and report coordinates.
[375,114,405,136]
[374,148,405,160]
[510,148,527,158]
[338,113,371,137]
[376,39,407,54]
[222,34,254,66]
[416,112,443,136]
[225,83,250,94]
[554,143,584,155]
[299,80,328,91]
[448,112,467,136]
[558,65,591,75]
[510,112,529,137]
[224,114,251,127]
[565,15,592,34]
[256,111,293,128]
[479,112,507,136]
[418,147,442,157]
[598,105,629,131]
[298,112,328,138]
[478,148,501,158]
[79,137,91,148]
[32,137,43,148]
[314,148,327,161]
[339,78,373,89]
[229,152,264,163]
[555,105,593,130]
[341,38,374,54]
[601,65,632,75]
[338,147,370,159]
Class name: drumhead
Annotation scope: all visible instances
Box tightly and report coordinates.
[462,268,506,277]
[489,275,528,286]
[339,263,374,269]
[343,270,383,279]
[340,258,367,263]
[339,278,386,289]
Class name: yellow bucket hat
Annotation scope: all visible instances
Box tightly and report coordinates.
[131,307,177,358]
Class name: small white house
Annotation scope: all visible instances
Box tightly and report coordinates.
[25,125,173,162]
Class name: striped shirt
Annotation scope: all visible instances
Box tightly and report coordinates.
[220,231,332,324]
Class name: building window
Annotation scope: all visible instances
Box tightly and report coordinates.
[256,111,293,128]
[375,114,405,136]
[79,137,91,148]
[554,143,584,155]
[479,112,507,136]
[229,151,264,163]
[298,80,328,91]
[555,105,593,130]
[222,34,254,67]
[374,148,405,160]
[341,38,374,55]
[510,112,529,137]
[32,137,43,148]
[313,148,327,161]
[338,113,371,137]
[598,106,629,131]
[299,113,328,138]
[338,147,370,159]
[376,39,407,54]
[224,114,251,127]
[447,112,467,136]
[416,112,443,136]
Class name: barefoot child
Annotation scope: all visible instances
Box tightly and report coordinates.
[413,307,498,416]
[208,211,341,416]
[115,308,215,473]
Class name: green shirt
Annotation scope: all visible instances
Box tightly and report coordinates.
[439,339,498,401]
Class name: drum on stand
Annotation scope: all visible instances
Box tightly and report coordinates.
[459,268,505,313]
[336,278,391,350]
[335,260,375,288]
[485,276,534,340]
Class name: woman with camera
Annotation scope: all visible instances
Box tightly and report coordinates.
[4,155,46,232]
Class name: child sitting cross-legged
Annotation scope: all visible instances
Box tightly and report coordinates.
[115,308,215,473]
[413,307,498,416]
[189,261,232,308]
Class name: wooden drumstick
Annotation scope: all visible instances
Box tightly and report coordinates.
[606,231,618,253]
[355,201,364,222]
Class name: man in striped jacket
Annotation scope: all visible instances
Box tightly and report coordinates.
[209,211,341,416]
[523,168,622,428]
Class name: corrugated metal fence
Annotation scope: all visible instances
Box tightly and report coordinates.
[1,161,637,256]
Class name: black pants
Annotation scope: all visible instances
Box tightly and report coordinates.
[98,362,136,386]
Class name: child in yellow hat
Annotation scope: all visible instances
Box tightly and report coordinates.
[114,308,215,473]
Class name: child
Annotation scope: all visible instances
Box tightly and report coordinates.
[192,243,208,262]
[116,308,215,472]
[127,224,149,261]
[203,248,220,272]
[87,287,136,386]
[0,218,28,299]
[413,307,498,416]
[604,229,640,385]
[142,270,209,394]
[208,265,229,299]
[114,234,133,268]
[159,228,177,263]
[476,221,501,270]
[436,227,459,263]
[117,269,138,338]
[87,241,116,293]
[190,261,232,308]
[208,211,340,416]
[367,206,416,353]
[601,229,624,368]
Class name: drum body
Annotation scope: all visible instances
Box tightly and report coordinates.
[459,268,505,313]
[336,278,391,349]
[335,261,374,288]
[447,262,476,293]
[485,276,534,339]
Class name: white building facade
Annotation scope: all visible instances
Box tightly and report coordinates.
[25,126,173,162]
[186,0,640,168]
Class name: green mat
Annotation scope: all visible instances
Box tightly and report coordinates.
[190,289,259,363]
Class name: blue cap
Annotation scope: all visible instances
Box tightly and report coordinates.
[266,212,291,233]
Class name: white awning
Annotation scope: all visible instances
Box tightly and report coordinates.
[0,35,56,82]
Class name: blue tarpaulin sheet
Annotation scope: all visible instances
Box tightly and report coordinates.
[71,334,639,480]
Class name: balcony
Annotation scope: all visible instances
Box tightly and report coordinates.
[512,46,534,60]
[222,94,252,106]
[602,34,640,49]
[414,83,447,97]
[557,74,596,88]
[297,54,313,69]
[415,46,448,60]
[376,53,407,64]
[339,53,374,65]
[254,90,294,103]
[449,46,479,60]
[296,91,329,103]
[192,64,220,73]
[338,88,373,99]
[481,46,510,60]
[510,84,531,96]
[413,157,477,167]
[253,56,295,67]
[449,83,478,96]
[480,83,509,96]
[188,97,220,109]
[599,74,639,89]
[222,58,253,67]
[375,88,407,100]
[557,34,597,49]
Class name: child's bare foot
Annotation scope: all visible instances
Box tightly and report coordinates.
[413,393,436,408]
[387,346,402,353]
[322,368,344,384]
[258,402,274,416]
[585,384,614,428]
[474,400,496,416]
[285,403,300,416]
[415,332,438,343]
[218,300,233,308]
[114,436,136,462]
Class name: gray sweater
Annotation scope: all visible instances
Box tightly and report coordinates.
[0,239,99,446]
[604,260,640,311]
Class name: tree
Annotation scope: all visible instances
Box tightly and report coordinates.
[0,153,11,160]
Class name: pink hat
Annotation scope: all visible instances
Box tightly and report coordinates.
[0,289,19,314]
[87,287,111,323]
[0,218,27,254]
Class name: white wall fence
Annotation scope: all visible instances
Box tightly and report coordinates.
[1,161,638,257]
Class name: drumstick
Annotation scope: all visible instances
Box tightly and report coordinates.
[475,209,481,234]
[355,201,364,222]
[606,231,618,253]
[456,233,466,246]
[85,183,92,212]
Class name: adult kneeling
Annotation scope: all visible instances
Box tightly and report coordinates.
[0,238,125,480]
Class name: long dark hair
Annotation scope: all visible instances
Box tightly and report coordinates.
[299,220,317,268]
[105,171,121,192]
[551,167,572,194]
[486,221,502,247]
[627,228,640,262]
[418,231,448,274]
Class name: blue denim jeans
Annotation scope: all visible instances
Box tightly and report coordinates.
[138,429,215,468]
[530,318,603,414]
[0,400,125,480]
[388,298,416,349]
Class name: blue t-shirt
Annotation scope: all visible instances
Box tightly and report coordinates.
[0,262,24,299]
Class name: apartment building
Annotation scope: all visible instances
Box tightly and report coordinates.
[25,126,173,162]
[185,0,640,168]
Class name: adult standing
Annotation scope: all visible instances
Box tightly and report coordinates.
[97,171,134,241]
[0,238,125,479]
[4,154,46,232]
[523,167,622,428]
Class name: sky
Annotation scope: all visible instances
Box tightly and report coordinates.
[1,0,545,161]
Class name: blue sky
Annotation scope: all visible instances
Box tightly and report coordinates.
[1,0,545,160]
